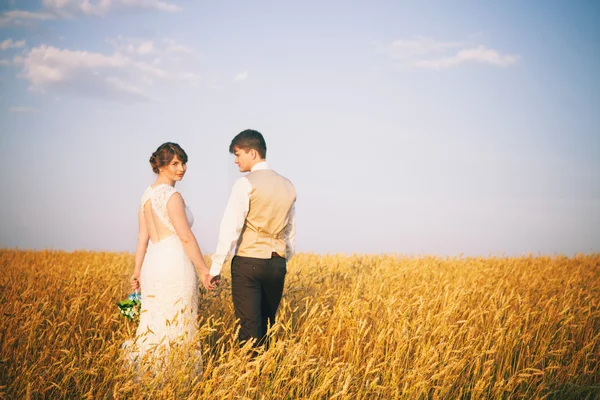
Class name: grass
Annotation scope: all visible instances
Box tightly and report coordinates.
[1,250,599,399]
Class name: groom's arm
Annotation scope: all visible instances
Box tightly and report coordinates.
[209,177,251,276]
[284,201,296,260]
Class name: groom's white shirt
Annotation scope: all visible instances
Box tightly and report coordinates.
[209,161,296,277]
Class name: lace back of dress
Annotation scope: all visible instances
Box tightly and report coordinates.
[123,184,201,378]
[141,185,178,241]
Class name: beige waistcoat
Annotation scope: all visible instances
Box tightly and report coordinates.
[236,169,296,259]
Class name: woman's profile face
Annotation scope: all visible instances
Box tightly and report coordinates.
[160,155,187,181]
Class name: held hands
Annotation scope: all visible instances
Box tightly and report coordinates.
[201,270,220,291]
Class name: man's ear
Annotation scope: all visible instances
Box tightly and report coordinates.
[250,149,258,160]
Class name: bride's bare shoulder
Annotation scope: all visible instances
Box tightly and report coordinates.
[140,185,153,206]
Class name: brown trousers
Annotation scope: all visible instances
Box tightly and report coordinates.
[231,254,287,346]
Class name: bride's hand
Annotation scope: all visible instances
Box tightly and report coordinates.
[130,274,140,291]
[201,271,218,291]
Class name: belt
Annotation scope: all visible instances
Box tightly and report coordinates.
[271,252,284,259]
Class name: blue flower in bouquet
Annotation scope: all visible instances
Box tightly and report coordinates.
[117,290,141,321]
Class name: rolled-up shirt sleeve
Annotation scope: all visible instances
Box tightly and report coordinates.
[210,177,251,276]
[285,201,296,260]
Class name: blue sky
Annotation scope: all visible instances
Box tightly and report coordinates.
[0,0,598,256]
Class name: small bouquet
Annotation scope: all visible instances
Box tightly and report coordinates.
[117,290,141,321]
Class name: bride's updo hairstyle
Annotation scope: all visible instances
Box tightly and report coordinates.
[149,142,188,174]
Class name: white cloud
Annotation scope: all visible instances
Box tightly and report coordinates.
[1,0,181,26]
[20,43,200,103]
[0,10,56,26]
[42,0,182,16]
[136,41,154,55]
[379,37,464,60]
[378,37,519,69]
[166,43,193,54]
[164,39,193,54]
[415,45,519,69]
[1,39,26,50]
[0,55,26,67]
[110,36,200,84]
[10,106,38,113]
[234,71,248,82]
[105,76,156,100]
[21,45,157,102]
[178,71,201,83]
[13,55,25,65]
[111,36,194,57]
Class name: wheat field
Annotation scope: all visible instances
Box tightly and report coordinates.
[0,250,599,399]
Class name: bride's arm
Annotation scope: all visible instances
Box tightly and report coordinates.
[167,193,212,282]
[131,207,149,291]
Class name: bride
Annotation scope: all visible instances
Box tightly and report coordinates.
[123,142,215,373]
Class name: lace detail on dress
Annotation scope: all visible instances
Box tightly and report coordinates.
[140,186,153,209]
[124,185,201,376]
[141,184,179,232]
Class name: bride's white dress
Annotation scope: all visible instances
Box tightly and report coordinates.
[123,184,200,371]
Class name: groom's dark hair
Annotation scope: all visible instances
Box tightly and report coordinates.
[229,129,267,159]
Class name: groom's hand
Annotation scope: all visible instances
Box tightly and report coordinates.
[209,275,221,291]
[205,274,220,290]
[201,272,219,291]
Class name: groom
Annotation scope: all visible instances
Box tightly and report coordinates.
[208,129,296,348]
